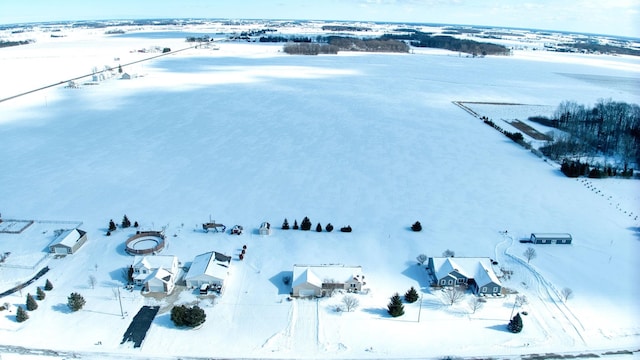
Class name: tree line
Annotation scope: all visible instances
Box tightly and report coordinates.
[380,30,510,56]
[0,39,35,48]
[537,99,639,175]
[283,36,409,55]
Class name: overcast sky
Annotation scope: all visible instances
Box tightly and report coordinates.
[1,0,638,37]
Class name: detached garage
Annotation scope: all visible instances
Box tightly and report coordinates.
[49,229,88,254]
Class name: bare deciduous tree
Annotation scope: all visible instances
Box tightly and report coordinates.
[561,287,573,302]
[442,249,455,257]
[469,297,484,314]
[510,294,528,318]
[88,275,97,290]
[442,286,465,306]
[416,254,427,265]
[342,295,359,312]
[523,247,537,263]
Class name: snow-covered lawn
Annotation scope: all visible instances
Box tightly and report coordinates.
[0,25,638,359]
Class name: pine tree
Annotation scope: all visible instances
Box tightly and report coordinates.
[300,217,312,231]
[508,312,523,333]
[26,293,38,311]
[134,221,139,228]
[316,223,322,232]
[36,287,46,300]
[325,223,334,232]
[404,286,419,303]
[387,292,405,317]
[44,279,53,291]
[293,220,299,230]
[67,292,86,312]
[16,306,29,322]
[411,221,422,232]
[122,215,131,228]
[282,218,290,230]
[108,219,117,232]
[171,304,206,327]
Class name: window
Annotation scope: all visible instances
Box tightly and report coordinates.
[493,287,499,293]
[440,280,446,285]
[482,287,487,293]
[457,278,465,283]
[448,280,453,285]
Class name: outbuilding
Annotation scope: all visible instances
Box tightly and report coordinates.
[49,228,88,254]
[530,233,572,244]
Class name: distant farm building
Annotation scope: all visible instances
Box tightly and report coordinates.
[185,251,232,292]
[48,228,88,255]
[292,264,364,297]
[427,257,502,296]
[259,222,272,235]
[530,233,572,244]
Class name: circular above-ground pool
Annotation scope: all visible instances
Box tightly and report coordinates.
[125,231,166,255]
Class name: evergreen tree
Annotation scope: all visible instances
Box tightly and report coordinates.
[300,216,312,231]
[411,221,422,232]
[282,218,290,230]
[127,265,134,284]
[293,220,299,230]
[171,304,206,327]
[508,312,523,333]
[26,293,38,311]
[67,292,86,312]
[387,292,405,317]
[16,306,29,322]
[316,223,322,232]
[108,219,117,232]
[134,221,139,228]
[122,215,131,228]
[36,287,46,300]
[404,286,419,303]
[44,279,53,291]
[325,223,334,232]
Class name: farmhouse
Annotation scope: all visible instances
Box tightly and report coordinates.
[427,257,502,296]
[292,264,364,297]
[530,233,572,244]
[132,255,179,294]
[48,228,88,255]
[185,251,232,292]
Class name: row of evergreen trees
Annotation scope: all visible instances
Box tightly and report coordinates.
[281,217,350,232]
[16,279,54,322]
[561,159,634,178]
[107,215,139,235]
[387,287,420,318]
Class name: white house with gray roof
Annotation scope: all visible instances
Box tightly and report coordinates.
[185,251,232,290]
[427,257,502,296]
[292,264,365,297]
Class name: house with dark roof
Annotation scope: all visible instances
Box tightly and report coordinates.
[427,257,502,296]
[292,264,364,297]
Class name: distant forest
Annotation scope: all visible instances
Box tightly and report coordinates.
[282,37,409,55]
[380,30,510,56]
[535,99,640,176]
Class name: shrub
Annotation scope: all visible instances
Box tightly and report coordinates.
[67,292,86,312]
[325,223,334,232]
[171,304,206,328]
[411,221,422,232]
[122,215,131,228]
[316,223,322,232]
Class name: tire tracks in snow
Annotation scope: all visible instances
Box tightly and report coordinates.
[497,233,587,346]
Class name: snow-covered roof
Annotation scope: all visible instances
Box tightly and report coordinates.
[531,233,572,239]
[292,264,362,287]
[431,257,501,286]
[133,255,177,271]
[52,229,82,248]
[185,251,231,282]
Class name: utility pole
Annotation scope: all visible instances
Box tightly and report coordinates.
[117,287,124,318]
[417,295,423,322]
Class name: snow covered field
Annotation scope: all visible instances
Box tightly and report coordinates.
[0,25,639,359]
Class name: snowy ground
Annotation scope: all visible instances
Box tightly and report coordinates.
[0,25,639,359]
